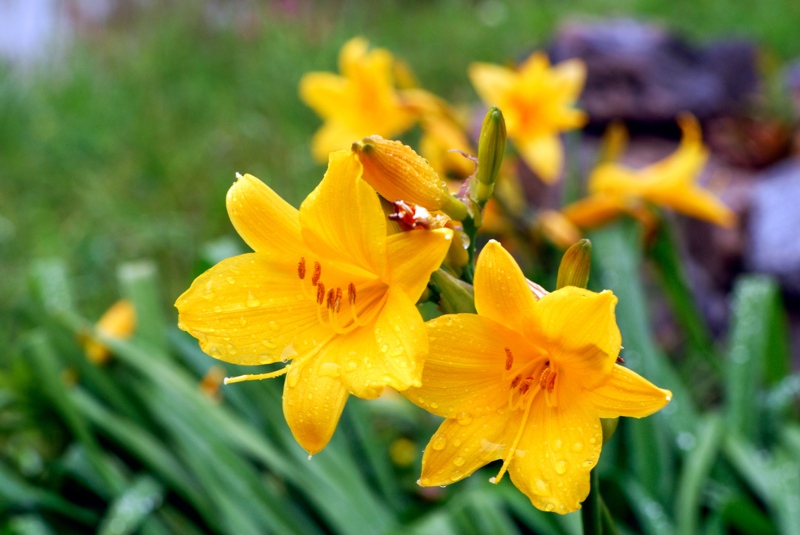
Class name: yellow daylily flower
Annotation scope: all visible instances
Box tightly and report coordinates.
[469,53,587,183]
[405,240,671,513]
[84,299,136,364]
[564,115,736,228]
[300,37,418,162]
[176,151,453,454]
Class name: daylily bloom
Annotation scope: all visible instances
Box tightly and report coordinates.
[300,37,417,162]
[176,151,453,454]
[84,299,136,364]
[563,115,736,228]
[405,240,671,513]
[469,53,587,183]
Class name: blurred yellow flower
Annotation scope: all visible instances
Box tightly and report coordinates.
[564,115,736,228]
[175,151,452,455]
[300,37,417,162]
[405,240,671,513]
[84,299,136,364]
[470,53,587,183]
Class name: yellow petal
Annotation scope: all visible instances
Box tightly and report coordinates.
[403,314,528,418]
[474,240,538,336]
[468,63,515,106]
[508,387,602,514]
[518,52,550,81]
[337,289,427,398]
[310,121,359,163]
[85,300,137,364]
[562,194,627,229]
[530,287,620,386]
[283,357,350,455]
[300,151,387,277]
[419,413,510,486]
[550,59,586,102]
[386,228,453,300]
[518,135,563,184]
[587,364,672,418]
[175,253,330,366]
[226,173,302,255]
[653,186,736,228]
[298,72,349,120]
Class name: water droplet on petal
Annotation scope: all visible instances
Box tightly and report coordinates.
[545,503,555,512]
[246,293,260,307]
[554,461,567,474]
[430,401,439,409]
[572,442,583,452]
[226,277,236,284]
[453,456,465,467]
[431,434,447,451]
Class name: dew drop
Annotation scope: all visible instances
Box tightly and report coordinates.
[430,402,439,409]
[453,456,466,467]
[318,362,341,377]
[246,293,260,307]
[545,503,555,512]
[554,461,567,474]
[534,478,550,495]
[226,277,236,284]
[431,433,447,451]
[572,442,583,452]
[213,306,222,312]
[269,321,279,331]
[589,437,597,444]
[582,460,594,468]
[380,344,389,353]
[553,439,562,451]
[345,361,358,372]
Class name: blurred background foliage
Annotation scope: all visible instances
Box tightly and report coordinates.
[2,0,800,533]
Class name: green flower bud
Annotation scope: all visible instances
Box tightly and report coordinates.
[430,269,477,314]
[556,239,592,289]
[601,418,619,444]
[475,107,507,204]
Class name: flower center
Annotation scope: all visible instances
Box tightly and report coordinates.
[491,349,559,486]
[297,256,387,335]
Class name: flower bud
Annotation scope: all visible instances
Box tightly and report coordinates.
[475,107,507,204]
[430,269,477,314]
[353,136,468,220]
[556,239,592,290]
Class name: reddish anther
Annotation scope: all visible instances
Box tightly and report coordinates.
[298,257,306,279]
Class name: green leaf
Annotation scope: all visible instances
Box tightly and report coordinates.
[674,413,724,535]
[98,476,164,535]
[117,261,166,352]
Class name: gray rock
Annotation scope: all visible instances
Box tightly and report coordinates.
[548,19,759,126]
[747,158,800,295]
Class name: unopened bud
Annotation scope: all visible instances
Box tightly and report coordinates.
[430,269,476,314]
[556,239,592,289]
[353,136,468,221]
[475,107,507,204]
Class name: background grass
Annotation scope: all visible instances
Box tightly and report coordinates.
[2,0,800,533]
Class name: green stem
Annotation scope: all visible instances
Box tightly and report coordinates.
[581,469,602,535]
[600,495,619,535]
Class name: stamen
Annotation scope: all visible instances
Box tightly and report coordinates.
[510,374,522,389]
[312,262,321,286]
[224,366,289,384]
[616,355,626,364]
[316,282,326,305]
[326,288,335,309]
[493,383,541,485]
[334,288,343,313]
[519,376,533,395]
[298,257,306,279]
[504,348,514,371]
[348,282,357,305]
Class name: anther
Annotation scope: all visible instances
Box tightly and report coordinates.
[316,282,326,305]
[334,288,343,313]
[510,374,522,389]
[298,257,306,279]
[539,368,557,393]
[519,376,533,395]
[326,288,335,310]
[348,282,357,304]
[504,347,514,371]
[616,355,626,364]
[312,262,321,286]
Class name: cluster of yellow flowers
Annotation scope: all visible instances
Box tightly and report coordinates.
[173,37,739,515]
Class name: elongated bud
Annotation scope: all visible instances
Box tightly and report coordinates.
[556,239,592,289]
[601,417,619,444]
[475,107,507,204]
[353,136,468,221]
[430,269,477,314]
